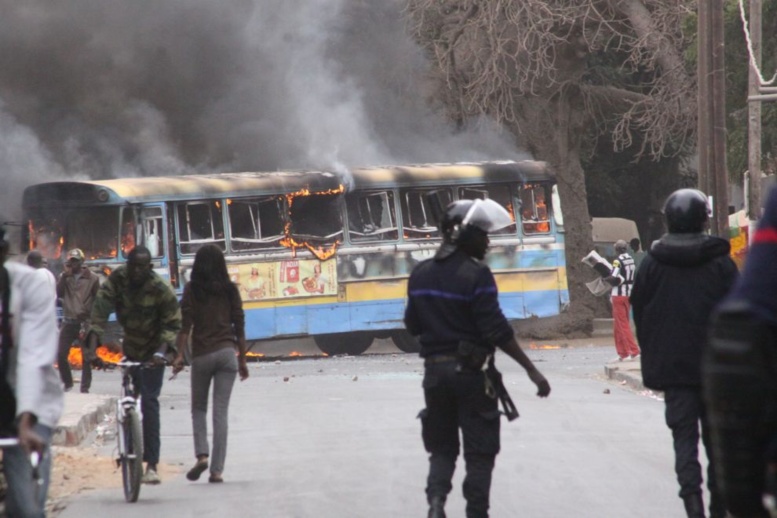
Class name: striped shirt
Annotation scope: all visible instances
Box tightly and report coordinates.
[610,252,636,297]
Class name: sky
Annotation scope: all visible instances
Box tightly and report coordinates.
[0,0,525,221]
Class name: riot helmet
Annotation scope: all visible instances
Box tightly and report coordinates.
[663,188,710,234]
[437,199,513,260]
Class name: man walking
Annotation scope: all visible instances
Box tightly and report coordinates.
[631,188,738,518]
[405,199,550,518]
[1,226,63,517]
[56,248,99,393]
[608,239,640,361]
[87,245,181,484]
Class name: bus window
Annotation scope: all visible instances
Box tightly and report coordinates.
[177,201,226,255]
[458,185,517,236]
[520,184,551,235]
[228,196,286,251]
[289,193,343,241]
[141,207,164,258]
[401,188,451,239]
[61,207,120,260]
[346,191,398,243]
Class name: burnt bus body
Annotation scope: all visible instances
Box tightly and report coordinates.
[23,162,567,356]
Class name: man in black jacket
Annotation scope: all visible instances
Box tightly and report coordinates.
[405,198,550,518]
[631,188,738,518]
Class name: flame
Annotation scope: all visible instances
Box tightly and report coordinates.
[66,345,124,369]
[288,351,302,357]
[279,185,345,260]
[528,343,561,350]
[245,351,265,358]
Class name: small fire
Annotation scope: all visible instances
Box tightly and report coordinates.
[528,343,561,350]
[67,345,124,369]
[245,351,265,359]
[288,351,302,357]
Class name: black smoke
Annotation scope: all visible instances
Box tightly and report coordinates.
[0,0,525,220]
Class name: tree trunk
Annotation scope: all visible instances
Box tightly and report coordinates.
[512,88,604,335]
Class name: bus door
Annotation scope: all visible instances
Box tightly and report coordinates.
[120,203,172,282]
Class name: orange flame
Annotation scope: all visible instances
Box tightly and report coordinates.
[528,343,561,350]
[288,351,302,357]
[245,351,265,358]
[279,185,344,260]
[67,345,124,369]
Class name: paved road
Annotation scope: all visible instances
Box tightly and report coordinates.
[59,341,699,518]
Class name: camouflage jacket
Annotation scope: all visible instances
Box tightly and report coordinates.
[90,266,182,361]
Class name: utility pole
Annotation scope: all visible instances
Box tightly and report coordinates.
[747,0,762,220]
[698,0,729,237]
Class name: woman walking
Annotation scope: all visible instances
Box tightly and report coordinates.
[172,244,249,483]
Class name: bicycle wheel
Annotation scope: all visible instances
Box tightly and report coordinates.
[121,408,144,502]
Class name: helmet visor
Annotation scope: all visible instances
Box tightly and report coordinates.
[461,199,514,233]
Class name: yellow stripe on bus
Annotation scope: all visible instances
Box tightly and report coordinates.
[241,267,567,308]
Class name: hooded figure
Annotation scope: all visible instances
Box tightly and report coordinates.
[630,188,738,518]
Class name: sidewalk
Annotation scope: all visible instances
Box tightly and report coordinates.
[604,357,645,391]
[52,392,116,447]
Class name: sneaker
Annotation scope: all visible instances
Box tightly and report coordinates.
[630,353,640,360]
[612,356,627,362]
[208,472,223,483]
[186,459,209,481]
[142,467,161,485]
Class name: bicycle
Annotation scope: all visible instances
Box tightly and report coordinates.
[114,358,145,503]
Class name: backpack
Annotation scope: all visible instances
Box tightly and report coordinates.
[0,266,16,437]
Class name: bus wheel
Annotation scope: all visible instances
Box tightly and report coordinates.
[314,332,373,356]
[391,331,421,354]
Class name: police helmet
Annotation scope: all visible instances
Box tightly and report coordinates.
[441,199,513,244]
[663,188,710,234]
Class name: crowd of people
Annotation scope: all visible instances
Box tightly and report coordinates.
[2,184,777,518]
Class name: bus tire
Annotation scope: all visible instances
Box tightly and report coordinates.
[314,332,373,356]
[391,331,421,354]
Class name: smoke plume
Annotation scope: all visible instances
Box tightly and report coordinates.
[0,0,525,220]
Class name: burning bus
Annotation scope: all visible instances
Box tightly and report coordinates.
[22,161,567,356]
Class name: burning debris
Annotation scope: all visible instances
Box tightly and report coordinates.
[66,345,123,369]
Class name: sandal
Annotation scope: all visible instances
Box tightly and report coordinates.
[186,458,209,481]
[208,472,223,483]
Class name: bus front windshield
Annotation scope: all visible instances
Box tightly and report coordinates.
[29,206,121,261]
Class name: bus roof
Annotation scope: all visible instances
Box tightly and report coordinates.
[351,161,552,188]
[23,161,553,207]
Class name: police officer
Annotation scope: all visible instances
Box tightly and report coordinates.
[704,185,777,518]
[631,189,738,518]
[404,199,551,518]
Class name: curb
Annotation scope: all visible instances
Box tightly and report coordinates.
[604,364,644,391]
[52,395,116,447]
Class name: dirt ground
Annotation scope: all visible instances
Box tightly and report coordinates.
[47,447,179,516]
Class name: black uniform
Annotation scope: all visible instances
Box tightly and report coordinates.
[405,248,514,518]
[630,232,738,518]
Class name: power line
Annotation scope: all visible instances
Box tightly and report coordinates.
[738,0,777,85]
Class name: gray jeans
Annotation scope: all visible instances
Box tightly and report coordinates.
[2,423,53,518]
[191,347,238,475]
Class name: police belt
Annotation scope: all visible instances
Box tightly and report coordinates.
[423,354,458,366]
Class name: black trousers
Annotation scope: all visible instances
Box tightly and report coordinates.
[132,364,165,466]
[420,361,500,518]
[57,321,91,392]
[664,386,726,517]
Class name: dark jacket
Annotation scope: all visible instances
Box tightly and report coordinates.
[630,233,738,390]
[404,249,514,357]
[180,281,245,358]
